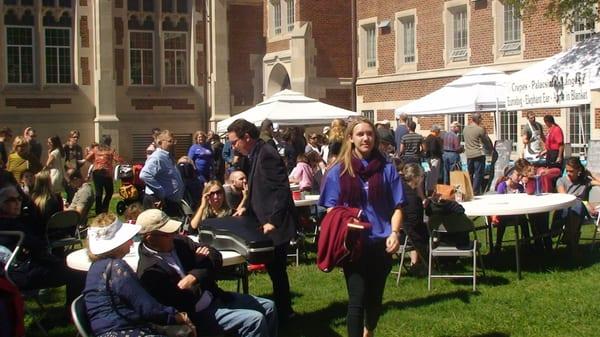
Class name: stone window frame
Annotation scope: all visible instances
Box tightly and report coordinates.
[43,26,72,84]
[394,8,417,73]
[443,0,470,67]
[5,25,36,85]
[129,30,155,86]
[568,104,591,154]
[492,0,524,62]
[358,17,378,76]
[285,0,294,32]
[267,0,295,42]
[163,31,188,86]
[498,110,518,152]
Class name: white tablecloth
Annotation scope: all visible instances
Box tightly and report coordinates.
[293,194,320,207]
[460,193,577,217]
[66,242,246,272]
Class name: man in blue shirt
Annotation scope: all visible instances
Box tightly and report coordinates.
[140,130,184,217]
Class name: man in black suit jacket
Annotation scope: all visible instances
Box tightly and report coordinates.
[135,209,277,337]
[227,119,297,320]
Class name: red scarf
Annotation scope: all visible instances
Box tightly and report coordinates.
[339,153,387,211]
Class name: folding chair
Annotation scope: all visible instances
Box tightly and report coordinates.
[390,231,415,285]
[179,199,195,233]
[0,230,47,335]
[47,210,82,251]
[288,231,307,266]
[427,213,485,292]
[71,295,93,337]
[555,186,600,251]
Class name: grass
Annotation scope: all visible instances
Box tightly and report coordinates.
[24,195,600,337]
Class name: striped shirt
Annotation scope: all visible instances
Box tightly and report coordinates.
[401,132,423,157]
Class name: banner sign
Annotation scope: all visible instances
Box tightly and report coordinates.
[506,70,591,110]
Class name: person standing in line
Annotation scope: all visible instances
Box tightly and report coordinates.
[305,132,321,154]
[140,130,184,217]
[463,113,492,195]
[319,118,404,337]
[23,127,42,172]
[394,113,409,158]
[7,136,30,183]
[423,124,444,196]
[227,119,297,322]
[63,130,85,203]
[0,127,13,169]
[399,120,423,165]
[188,131,213,185]
[540,114,564,169]
[442,121,463,184]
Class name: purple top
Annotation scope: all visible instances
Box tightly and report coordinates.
[496,180,524,194]
[319,159,405,240]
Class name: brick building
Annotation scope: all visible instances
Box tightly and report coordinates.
[354,0,599,155]
[1,0,598,162]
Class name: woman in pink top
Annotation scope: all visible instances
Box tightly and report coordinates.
[289,151,321,192]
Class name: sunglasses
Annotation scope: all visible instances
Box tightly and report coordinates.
[208,190,223,197]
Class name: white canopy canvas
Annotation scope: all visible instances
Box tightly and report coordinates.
[216,89,359,133]
[394,67,509,116]
[506,34,600,110]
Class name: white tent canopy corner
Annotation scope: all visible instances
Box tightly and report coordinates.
[216,89,360,134]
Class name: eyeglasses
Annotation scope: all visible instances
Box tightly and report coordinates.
[230,137,241,146]
[208,190,223,197]
[4,196,22,203]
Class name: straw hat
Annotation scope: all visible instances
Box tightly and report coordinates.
[88,218,140,255]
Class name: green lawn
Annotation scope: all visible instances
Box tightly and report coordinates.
[24,196,600,337]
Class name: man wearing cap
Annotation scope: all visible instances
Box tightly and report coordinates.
[140,130,184,217]
[136,209,277,337]
[442,121,463,184]
[227,119,297,321]
[376,120,396,153]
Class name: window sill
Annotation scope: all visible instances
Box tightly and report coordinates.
[1,84,78,95]
[125,85,195,96]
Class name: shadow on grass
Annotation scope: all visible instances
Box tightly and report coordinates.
[442,332,510,337]
[383,289,478,313]
[280,301,347,337]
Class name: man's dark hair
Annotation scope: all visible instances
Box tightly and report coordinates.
[227,119,259,140]
[543,115,555,125]
[407,120,416,132]
[101,134,112,147]
[260,119,273,132]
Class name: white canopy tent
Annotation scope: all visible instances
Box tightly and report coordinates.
[216,90,359,133]
[394,67,509,134]
[506,33,600,147]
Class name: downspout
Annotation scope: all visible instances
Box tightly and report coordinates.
[204,0,212,132]
[351,0,357,112]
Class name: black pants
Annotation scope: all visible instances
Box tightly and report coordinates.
[529,212,553,252]
[343,240,393,337]
[93,171,113,214]
[266,243,293,319]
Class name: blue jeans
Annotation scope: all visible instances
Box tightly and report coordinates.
[467,155,486,195]
[211,293,277,337]
[442,151,460,184]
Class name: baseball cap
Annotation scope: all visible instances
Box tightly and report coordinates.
[137,209,182,234]
[450,121,461,127]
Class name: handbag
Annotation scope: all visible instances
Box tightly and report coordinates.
[449,170,474,201]
[105,260,196,337]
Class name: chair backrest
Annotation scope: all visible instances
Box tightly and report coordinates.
[71,295,93,337]
[180,200,194,216]
[0,231,24,286]
[47,210,80,230]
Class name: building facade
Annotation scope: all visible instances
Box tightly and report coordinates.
[355,0,599,156]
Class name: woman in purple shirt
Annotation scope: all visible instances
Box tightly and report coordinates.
[319,118,404,337]
[188,131,213,184]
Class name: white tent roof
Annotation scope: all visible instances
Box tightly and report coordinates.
[395,67,508,116]
[216,90,359,133]
[510,33,600,90]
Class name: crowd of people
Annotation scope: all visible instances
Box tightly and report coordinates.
[0,111,598,337]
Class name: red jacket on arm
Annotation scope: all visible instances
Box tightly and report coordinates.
[317,207,371,272]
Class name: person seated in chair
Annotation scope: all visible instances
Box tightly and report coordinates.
[553,157,600,256]
[189,180,233,233]
[83,213,195,337]
[400,163,429,272]
[224,170,248,215]
[66,169,94,224]
[136,209,278,337]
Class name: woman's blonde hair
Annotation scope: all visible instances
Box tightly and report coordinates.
[193,131,207,144]
[328,118,347,143]
[10,136,29,154]
[201,180,230,219]
[334,118,380,178]
[31,170,54,215]
[87,213,122,261]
